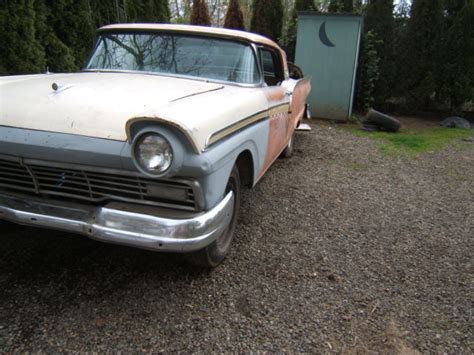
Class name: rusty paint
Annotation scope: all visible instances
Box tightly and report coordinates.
[257,109,289,181]
[264,87,286,103]
[257,78,311,181]
[288,78,311,139]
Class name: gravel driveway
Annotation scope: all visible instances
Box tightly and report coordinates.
[0,122,472,352]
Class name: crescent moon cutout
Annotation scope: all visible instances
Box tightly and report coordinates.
[319,21,336,47]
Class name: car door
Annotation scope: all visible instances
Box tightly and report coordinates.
[259,47,291,173]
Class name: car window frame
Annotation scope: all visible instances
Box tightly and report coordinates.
[258,46,285,87]
[83,30,265,88]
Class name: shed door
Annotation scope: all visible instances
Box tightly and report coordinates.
[295,15,362,121]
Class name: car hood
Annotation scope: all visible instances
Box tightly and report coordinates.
[0,72,270,152]
[0,72,227,143]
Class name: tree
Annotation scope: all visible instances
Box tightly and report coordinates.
[439,0,474,111]
[0,0,172,75]
[444,0,466,26]
[363,0,395,108]
[224,0,245,30]
[125,0,170,23]
[190,0,211,26]
[284,0,317,61]
[34,0,76,72]
[401,0,444,110]
[356,30,381,111]
[0,0,45,75]
[250,0,284,42]
[328,0,353,12]
[44,0,95,70]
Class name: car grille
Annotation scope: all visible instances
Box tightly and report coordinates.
[0,158,200,211]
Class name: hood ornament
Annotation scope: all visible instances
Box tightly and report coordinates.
[50,82,73,95]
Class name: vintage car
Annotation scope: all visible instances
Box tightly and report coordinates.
[0,24,310,267]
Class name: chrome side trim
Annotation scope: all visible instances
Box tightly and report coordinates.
[0,191,234,253]
[205,103,289,147]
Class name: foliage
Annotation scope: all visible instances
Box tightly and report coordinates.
[250,0,284,42]
[0,0,45,74]
[328,0,353,12]
[43,0,95,70]
[170,0,192,24]
[438,0,474,112]
[401,0,444,110]
[224,0,245,30]
[356,31,381,112]
[284,0,317,61]
[443,0,466,26]
[122,0,171,23]
[351,127,473,156]
[190,0,211,26]
[363,0,395,109]
[0,0,170,75]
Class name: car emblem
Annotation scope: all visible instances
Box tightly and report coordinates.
[56,173,66,187]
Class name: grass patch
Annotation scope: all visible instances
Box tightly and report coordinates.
[349,127,472,156]
[346,161,370,170]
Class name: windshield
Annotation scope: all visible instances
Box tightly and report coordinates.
[86,32,260,84]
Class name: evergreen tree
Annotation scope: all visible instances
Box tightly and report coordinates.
[444,0,466,26]
[94,0,122,26]
[224,0,245,30]
[439,0,474,111]
[250,0,284,42]
[125,0,170,23]
[0,0,45,75]
[328,0,353,12]
[45,0,95,70]
[363,0,395,108]
[190,0,212,26]
[284,0,317,61]
[34,0,76,73]
[356,30,381,111]
[402,0,444,109]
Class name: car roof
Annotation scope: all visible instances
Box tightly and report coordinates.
[98,23,283,52]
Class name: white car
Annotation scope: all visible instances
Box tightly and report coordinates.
[0,24,310,267]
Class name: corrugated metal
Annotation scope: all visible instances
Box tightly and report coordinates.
[295,13,362,121]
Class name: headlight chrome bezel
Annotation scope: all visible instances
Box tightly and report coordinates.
[132,132,174,177]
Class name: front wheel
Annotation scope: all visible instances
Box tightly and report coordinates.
[185,165,241,268]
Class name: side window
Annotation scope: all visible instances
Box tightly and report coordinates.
[260,48,284,86]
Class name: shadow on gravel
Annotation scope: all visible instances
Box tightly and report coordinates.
[0,221,210,298]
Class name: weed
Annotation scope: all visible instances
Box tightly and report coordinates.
[348,127,472,156]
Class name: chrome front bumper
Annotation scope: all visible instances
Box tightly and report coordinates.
[0,191,234,253]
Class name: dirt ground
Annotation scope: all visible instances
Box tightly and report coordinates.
[0,120,472,352]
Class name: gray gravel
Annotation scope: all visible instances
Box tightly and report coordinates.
[0,121,472,353]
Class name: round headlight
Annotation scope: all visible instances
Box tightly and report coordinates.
[135,133,173,174]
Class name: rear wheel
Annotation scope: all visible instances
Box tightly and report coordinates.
[185,165,241,268]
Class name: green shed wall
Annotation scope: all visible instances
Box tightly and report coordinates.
[295,13,362,121]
